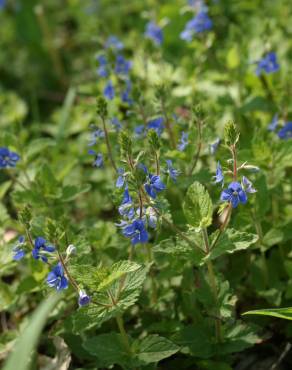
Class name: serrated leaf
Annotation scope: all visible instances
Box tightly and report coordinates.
[243,307,292,320]
[183,182,213,229]
[208,229,258,260]
[72,263,147,333]
[61,184,91,202]
[83,333,133,368]
[135,335,179,364]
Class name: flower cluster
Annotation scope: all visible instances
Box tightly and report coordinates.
[96,35,132,104]
[12,235,90,307]
[116,161,179,245]
[267,115,292,140]
[214,162,257,208]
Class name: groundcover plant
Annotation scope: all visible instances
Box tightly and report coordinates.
[1,0,292,369]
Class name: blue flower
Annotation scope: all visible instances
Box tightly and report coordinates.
[88,128,105,146]
[78,290,91,306]
[0,147,20,168]
[103,80,115,100]
[12,235,26,261]
[88,150,103,167]
[121,79,132,104]
[115,54,132,75]
[177,132,189,151]
[116,168,126,188]
[145,21,163,46]
[144,173,166,199]
[220,182,247,208]
[111,117,122,131]
[105,36,124,50]
[96,55,108,77]
[213,161,224,187]
[122,219,149,245]
[0,0,6,10]
[267,114,278,131]
[135,125,145,137]
[32,237,55,263]
[147,117,164,136]
[256,52,279,76]
[180,11,212,41]
[47,263,69,291]
[242,176,257,193]
[165,160,180,182]
[118,187,134,219]
[278,122,292,140]
[210,138,220,154]
[146,207,157,229]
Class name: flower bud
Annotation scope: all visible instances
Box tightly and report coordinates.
[66,244,76,256]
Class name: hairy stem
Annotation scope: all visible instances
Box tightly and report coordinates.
[188,120,202,176]
[116,314,132,354]
[202,228,222,343]
[146,244,158,304]
[101,117,117,172]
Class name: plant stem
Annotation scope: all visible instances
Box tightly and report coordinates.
[188,119,202,176]
[202,228,222,343]
[116,314,132,354]
[211,203,232,249]
[161,100,176,149]
[101,116,117,172]
[154,151,160,175]
[146,244,157,304]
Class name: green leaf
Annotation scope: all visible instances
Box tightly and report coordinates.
[83,333,133,368]
[135,335,179,364]
[183,182,213,229]
[72,262,147,333]
[26,138,56,160]
[61,184,91,202]
[243,307,292,320]
[208,229,258,260]
[3,293,61,370]
[226,46,240,69]
[263,222,292,248]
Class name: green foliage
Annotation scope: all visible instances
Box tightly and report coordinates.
[243,307,292,320]
[183,182,213,230]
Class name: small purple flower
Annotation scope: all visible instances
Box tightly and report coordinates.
[0,0,6,10]
[135,125,145,137]
[103,80,115,100]
[78,290,91,306]
[115,54,132,75]
[12,235,26,261]
[147,117,164,136]
[180,11,213,41]
[47,263,69,291]
[122,219,149,245]
[242,176,257,193]
[111,117,122,131]
[145,21,163,46]
[116,168,126,188]
[256,52,279,76]
[146,207,157,229]
[118,187,135,219]
[177,132,189,151]
[88,150,103,168]
[88,128,105,146]
[144,173,166,199]
[121,79,132,104]
[0,147,20,168]
[220,182,247,208]
[278,122,292,140]
[165,160,180,182]
[210,138,220,155]
[267,114,278,131]
[105,36,124,50]
[213,161,224,187]
[32,237,55,263]
[96,55,108,77]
